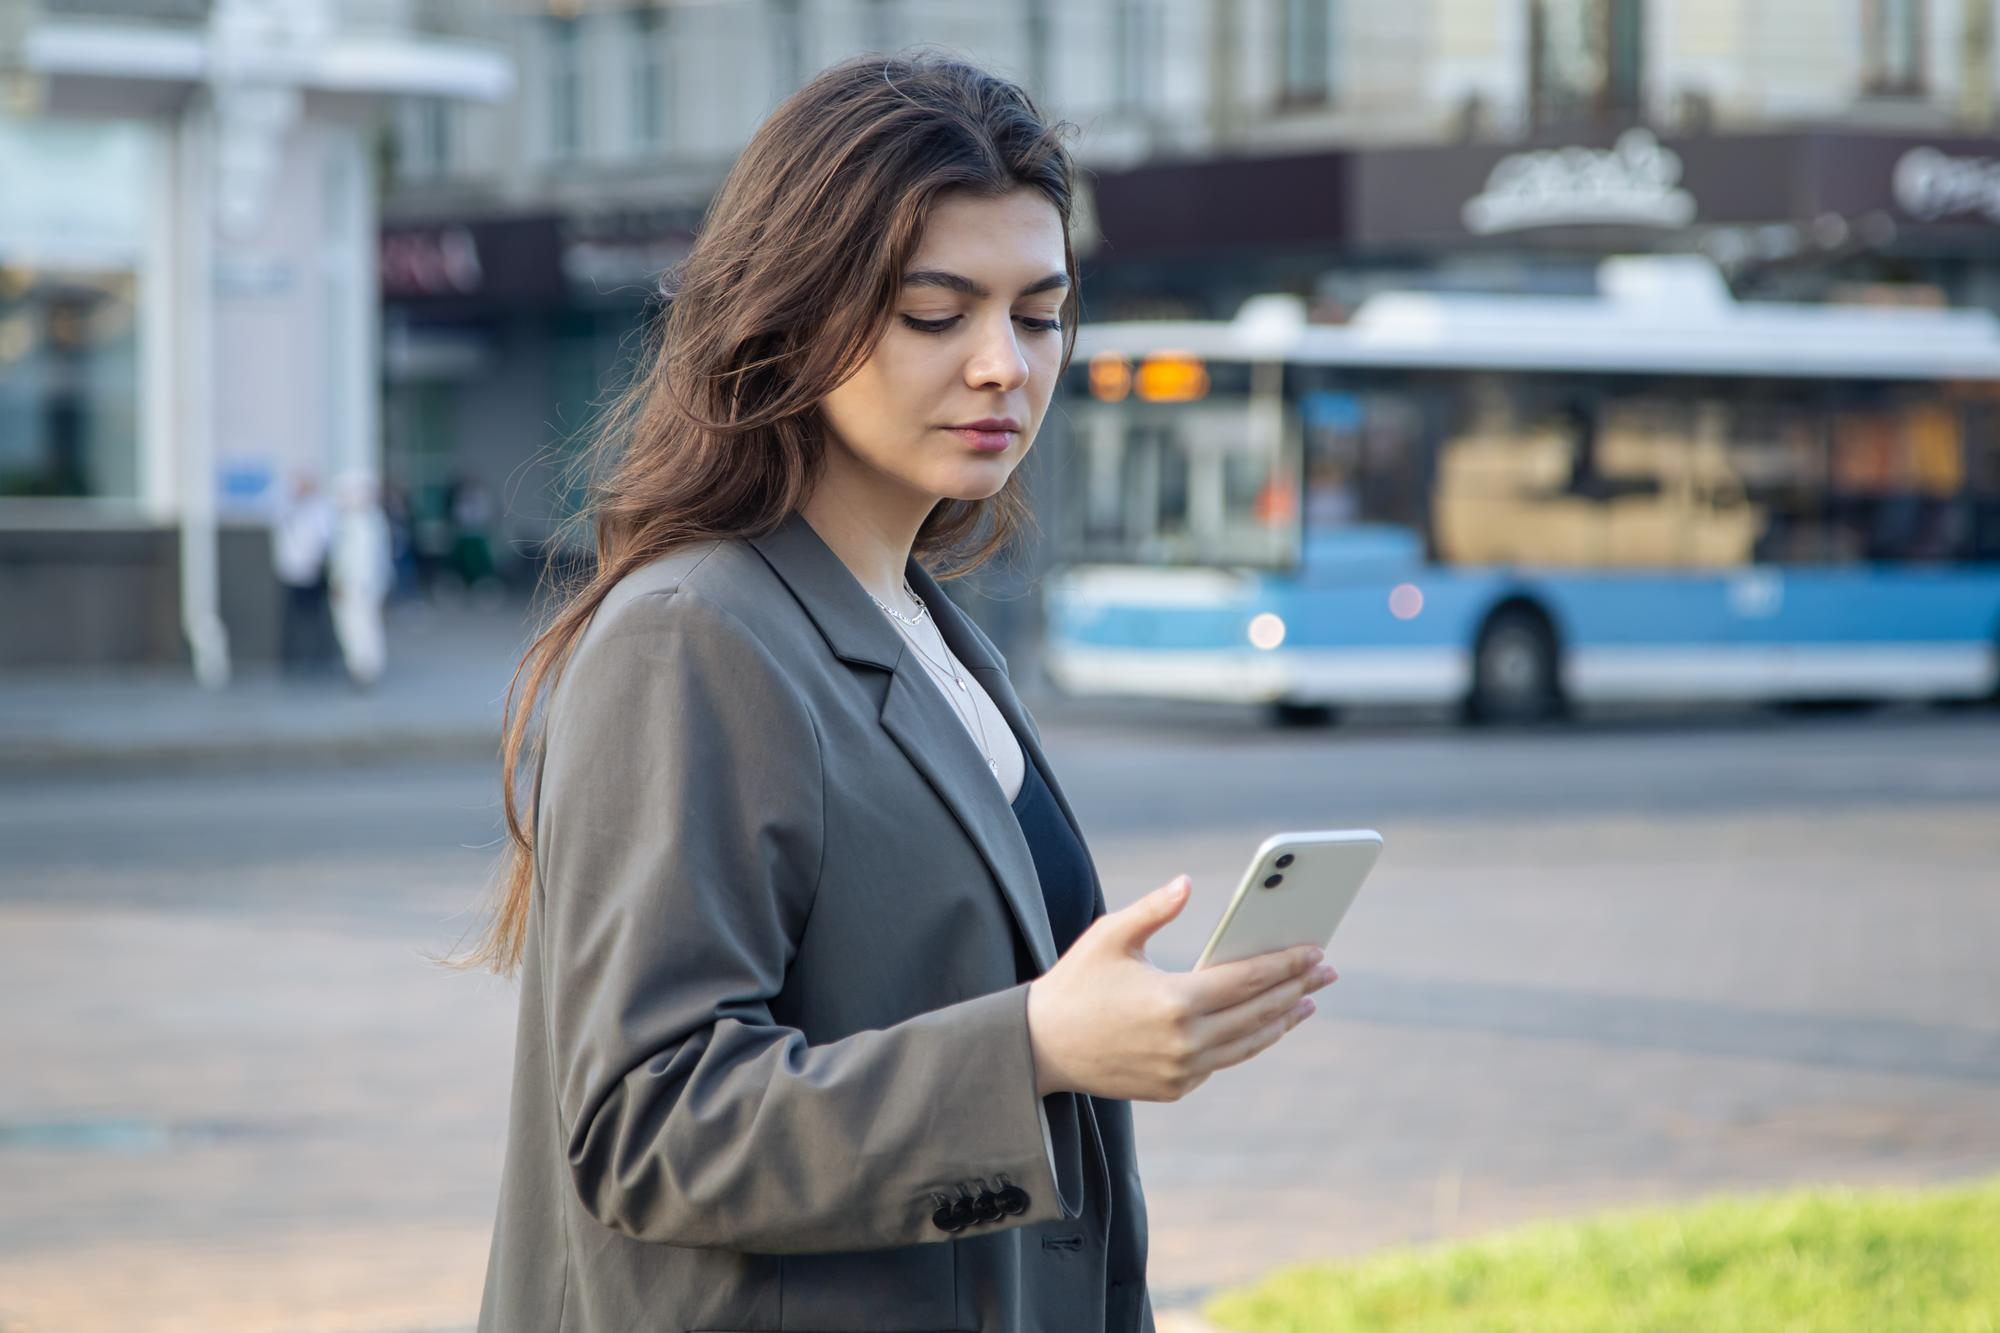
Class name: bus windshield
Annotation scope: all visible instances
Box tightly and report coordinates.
[1055,358,1298,569]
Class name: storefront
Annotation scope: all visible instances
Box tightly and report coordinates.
[0,8,510,672]
[379,208,696,587]
[0,100,393,671]
[0,113,267,671]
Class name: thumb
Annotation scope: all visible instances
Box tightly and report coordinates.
[1109,875,1190,950]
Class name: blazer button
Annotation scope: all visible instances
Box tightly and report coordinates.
[995,1184,1029,1215]
[932,1202,966,1233]
[970,1189,1003,1223]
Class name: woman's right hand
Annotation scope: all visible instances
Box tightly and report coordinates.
[1024,874,1337,1102]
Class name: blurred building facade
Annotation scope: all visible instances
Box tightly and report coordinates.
[0,0,509,671]
[380,1,2000,615]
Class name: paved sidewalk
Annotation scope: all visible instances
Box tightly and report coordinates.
[0,596,540,773]
[0,593,1129,774]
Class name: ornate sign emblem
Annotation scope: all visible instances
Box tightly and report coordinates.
[1893,146,2000,224]
[1462,129,1697,235]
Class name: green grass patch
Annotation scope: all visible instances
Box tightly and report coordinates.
[1202,1175,2000,1333]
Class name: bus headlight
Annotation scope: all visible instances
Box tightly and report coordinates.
[1247,612,1286,650]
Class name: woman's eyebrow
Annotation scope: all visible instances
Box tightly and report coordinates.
[901,269,1070,299]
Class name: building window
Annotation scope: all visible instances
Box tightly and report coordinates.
[1024,0,1052,97]
[0,267,140,499]
[631,5,667,151]
[771,0,805,95]
[1278,0,1336,108]
[1863,0,1925,95]
[863,0,895,54]
[0,119,149,502]
[548,15,585,159]
[401,97,452,179]
[1113,0,1159,112]
[1528,0,1644,130]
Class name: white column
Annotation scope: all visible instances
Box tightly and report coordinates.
[139,118,178,522]
[175,95,231,689]
[322,121,378,482]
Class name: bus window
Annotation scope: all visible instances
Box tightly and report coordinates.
[1297,386,1427,532]
[1825,393,1976,564]
[1300,390,1360,527]
[1432,380,1763,568]
[1968,398,2000,561]
[1715,395,1834,565]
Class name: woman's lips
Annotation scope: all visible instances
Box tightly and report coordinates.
[943,427,1015,452]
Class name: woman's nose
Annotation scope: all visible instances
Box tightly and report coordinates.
[965,319,1031,390]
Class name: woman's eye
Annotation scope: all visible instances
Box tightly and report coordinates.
[899,314,1064,335]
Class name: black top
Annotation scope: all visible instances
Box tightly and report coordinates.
[1008,755,1097,956]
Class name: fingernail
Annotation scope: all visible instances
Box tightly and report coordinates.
[1308,947,1325,965]
[1299,997,1316,1018]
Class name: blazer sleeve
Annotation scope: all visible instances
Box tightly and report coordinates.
[535,585,1086,1253]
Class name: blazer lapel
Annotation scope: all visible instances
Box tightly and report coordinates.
[906,558,1108,923]
[748,510,1061,976]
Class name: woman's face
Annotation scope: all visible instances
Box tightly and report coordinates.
[817,187,1069,506]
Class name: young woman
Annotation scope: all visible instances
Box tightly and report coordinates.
[463,51,1338,1333]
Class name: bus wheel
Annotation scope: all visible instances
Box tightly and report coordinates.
[1466,607,1563,725]
[1267,700,1341,728]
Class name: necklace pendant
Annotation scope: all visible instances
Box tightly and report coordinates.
[954,676,966,690]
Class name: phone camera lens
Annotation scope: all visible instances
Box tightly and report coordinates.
[1262,873,1284,888]
[1275,853,1295,868]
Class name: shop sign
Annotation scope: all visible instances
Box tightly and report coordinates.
[1461,128,1697,234]
[1893,145,2000,224]
[214,253,294,296]
[380,223,484,297]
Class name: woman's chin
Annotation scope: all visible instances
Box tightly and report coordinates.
[926,461,1015,503]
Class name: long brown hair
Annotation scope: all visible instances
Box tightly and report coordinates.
[450,50,1085,976]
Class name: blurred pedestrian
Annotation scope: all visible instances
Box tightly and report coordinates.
[274,470,336,675]
[448,474,501,600]
[454,52,1331,1333]
[329,470,394,689]
[382,482,422,604]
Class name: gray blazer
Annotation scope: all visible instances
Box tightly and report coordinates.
[477,508,1153,1333]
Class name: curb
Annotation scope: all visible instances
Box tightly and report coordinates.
[0,728,502,777]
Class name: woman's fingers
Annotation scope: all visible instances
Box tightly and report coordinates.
[1180,944,1323,1015]
[1185,962,1335,1056]
[1192,994,1316,1076]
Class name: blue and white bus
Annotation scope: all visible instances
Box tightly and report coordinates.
[1043,257,2000,724]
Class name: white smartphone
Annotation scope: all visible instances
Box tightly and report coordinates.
[1192,829,1384,971]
